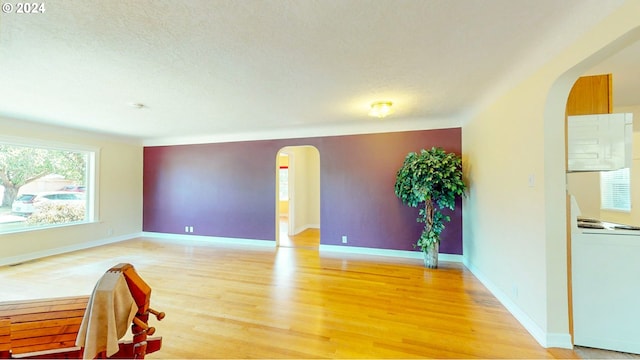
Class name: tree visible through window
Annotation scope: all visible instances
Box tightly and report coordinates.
[600,168,631,211]
[0,141,94,233]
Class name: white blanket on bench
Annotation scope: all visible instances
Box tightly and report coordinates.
[75,271,137,360]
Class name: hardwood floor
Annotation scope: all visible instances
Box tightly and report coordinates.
[575,346,640,359]
[277,217,320,249]
[0,231,588,359]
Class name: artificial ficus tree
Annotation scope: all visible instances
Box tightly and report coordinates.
[394,147,466,267]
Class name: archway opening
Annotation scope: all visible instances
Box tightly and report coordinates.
[543,25,640,353]
[276,146,320,248]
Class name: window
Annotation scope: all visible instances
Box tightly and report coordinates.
[279,166,289,201]
[0,139,96,233]
[600,168,631,211]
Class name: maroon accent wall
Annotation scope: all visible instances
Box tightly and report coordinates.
[143,128,463,254]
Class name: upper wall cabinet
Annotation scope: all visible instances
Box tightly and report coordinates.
[566,74,612,116]
[567,113,633,172]
[566,74,633,172]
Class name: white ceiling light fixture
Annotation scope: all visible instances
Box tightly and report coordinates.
[369,101,393,118]
[128,102,147,109]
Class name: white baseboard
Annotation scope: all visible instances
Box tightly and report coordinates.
[547,333,573,349]
[319,244,463,262]
[141,232,277,247]
[143,233,464,263]
[463,258,573,349]
[0,232,139,267]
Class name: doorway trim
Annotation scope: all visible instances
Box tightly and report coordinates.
[275,145,320,247]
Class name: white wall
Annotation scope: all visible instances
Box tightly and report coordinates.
[277,145,320,235]
[0,116,143,266]
[462,1,640,348]
[277,153,289,216]
[302,146,321,228]
[567,171,600,218]
[289,146,320,233]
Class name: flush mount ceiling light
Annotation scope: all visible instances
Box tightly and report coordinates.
[128,102,146,109]
[369,101,393,118]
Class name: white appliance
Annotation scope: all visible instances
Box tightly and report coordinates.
[567,113,633,172]
[570,196,640,354]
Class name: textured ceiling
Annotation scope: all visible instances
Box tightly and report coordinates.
[0,0,629,144]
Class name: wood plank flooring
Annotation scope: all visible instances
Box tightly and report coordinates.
[0,231,586,359]
[278,217,319,249]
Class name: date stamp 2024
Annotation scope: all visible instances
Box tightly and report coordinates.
[1,2,46,14]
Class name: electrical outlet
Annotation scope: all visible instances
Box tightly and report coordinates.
[189,226,194,233]
[185,226,189,233]
[342,235,347,244]
[528,174,535,187]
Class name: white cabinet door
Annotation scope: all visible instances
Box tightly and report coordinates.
[572,233,640,354]
[567,113,632,172]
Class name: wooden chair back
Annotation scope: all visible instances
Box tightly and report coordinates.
[110,263,152,314]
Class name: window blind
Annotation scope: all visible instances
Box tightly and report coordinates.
[600,168,631,211]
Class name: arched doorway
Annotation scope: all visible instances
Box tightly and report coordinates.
[276,146,320,248]
[544,27,640,352]
[565,42,640,354]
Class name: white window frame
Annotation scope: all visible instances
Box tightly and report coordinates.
[279,166,289,201]
[600,167,631,212]
[0,135,99,234]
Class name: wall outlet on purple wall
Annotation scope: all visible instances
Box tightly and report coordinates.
[342,235,347,244]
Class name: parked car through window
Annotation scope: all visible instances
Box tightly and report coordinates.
[12,191,86,216]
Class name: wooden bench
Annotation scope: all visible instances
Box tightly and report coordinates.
[0,296,88,358]
[1,319,11,358]
[0,264,163,359]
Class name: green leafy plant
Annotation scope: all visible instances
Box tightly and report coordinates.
[27,203,85,225]
[0,144,86,206]
[394,147,466,252]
